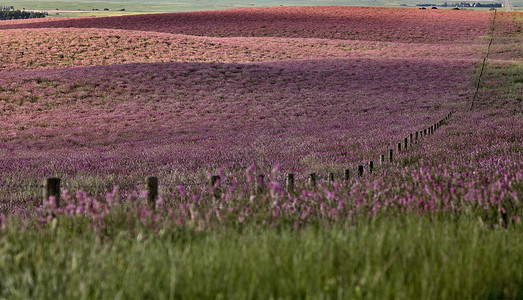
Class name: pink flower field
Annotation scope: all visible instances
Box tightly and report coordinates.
[0,7,521,226]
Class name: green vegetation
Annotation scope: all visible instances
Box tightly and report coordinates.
[1,216,522,299]
[0,6,47,19]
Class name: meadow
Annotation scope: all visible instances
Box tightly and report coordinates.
[4,0,500,17]
[0,6,522,298]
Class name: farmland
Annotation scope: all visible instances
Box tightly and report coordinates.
[0,6,522,298]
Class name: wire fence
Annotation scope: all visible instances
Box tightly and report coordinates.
[2,109,454,208]
[470,9,497,111]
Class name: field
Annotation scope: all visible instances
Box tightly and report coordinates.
[4,0,519,18]
[0,6,522,298]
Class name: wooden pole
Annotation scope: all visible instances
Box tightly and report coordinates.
[308,173,317,188]
[210,175,221,198]
[389,149,393,162]
[404,138,408,150]
[255,174,265,194]
[398,142,401,152]
[369,161,374,174]
[145,176,158,209]
[358,165,364,177]
[380,154,385,164]
[43,177,61,208]
[286,173,294,192]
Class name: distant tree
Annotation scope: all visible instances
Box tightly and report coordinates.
[0,6,47,20]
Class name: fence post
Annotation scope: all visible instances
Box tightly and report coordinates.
[210,175,221,198]
[255,174,265,194]
[308,173,317,188]
[358,165,364,177]
[328,172,335,183]
[286,173,294,192]
[410,133,413,144]
[415,131,419,143]
[389,149,393,162]
[345,169,351,181]
[404,138,408,150]
[398,142,401,152]
[145,176,158,209]
[369,161,374,174]
[380,154,385,164]
[43,177,61,208]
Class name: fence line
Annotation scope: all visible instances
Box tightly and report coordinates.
[470,9,497,111]
[2,110,454,208]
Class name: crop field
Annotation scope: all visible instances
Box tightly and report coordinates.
[0,6,522,298]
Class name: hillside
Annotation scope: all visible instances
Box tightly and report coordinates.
[0,7,521,298]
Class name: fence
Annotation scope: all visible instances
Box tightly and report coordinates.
[1,110,454,209]
[470,9,497,111]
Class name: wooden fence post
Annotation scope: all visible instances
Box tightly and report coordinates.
[210,175,221,198]
[398,142,401,152]
[380,154,385,164]
[255,174,265,194]
[286,173,294,192]
[345,169,351,181]
[358,165,364,177]
[415,131,419,143]
[369,161,374,174]
[328,172,335,183]
[43,177,61,208]
[389,149,393,162]
[410,133,413,144]
[308,173,317,188]
[145,176,158,209]
[404,137,408,150]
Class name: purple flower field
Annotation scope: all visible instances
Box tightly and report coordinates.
[0,7,521,227]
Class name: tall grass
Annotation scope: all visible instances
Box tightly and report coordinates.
[1,216,522,299]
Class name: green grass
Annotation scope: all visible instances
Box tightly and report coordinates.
[1,216,522,299]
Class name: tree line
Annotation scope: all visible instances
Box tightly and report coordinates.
[1,6,47,20]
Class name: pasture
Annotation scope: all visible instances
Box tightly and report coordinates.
[0,6,522,298]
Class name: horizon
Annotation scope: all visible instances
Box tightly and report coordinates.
[2,0,515,16]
